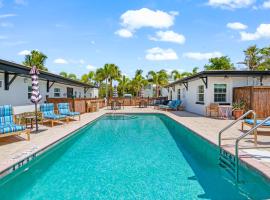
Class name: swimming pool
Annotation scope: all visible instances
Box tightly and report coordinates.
[0,114,270,199]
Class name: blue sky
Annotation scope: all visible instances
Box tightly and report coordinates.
[0,0,269,78]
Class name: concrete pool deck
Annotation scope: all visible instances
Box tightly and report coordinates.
[0,106,270,180]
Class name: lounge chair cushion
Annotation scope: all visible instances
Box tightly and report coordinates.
[0,105,14,125]
[43,113,66,120]
[0,124,25,134]
[57,103,80,116]
[244,119,270,126]
[40,103,54,113]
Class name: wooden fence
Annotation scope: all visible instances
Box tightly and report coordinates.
[47,97,167,113]
[233,86,270,118]
[47,98,106,113]
[108,97,167,106]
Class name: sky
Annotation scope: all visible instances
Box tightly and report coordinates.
[0,0,269,78]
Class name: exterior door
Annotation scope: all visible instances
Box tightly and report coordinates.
[67,87,74,98]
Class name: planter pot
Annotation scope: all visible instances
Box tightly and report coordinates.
[233,109,244,119]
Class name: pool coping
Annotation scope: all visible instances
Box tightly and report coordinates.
[0,110,270,183]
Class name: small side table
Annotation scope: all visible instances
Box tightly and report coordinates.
[25,116,35,129]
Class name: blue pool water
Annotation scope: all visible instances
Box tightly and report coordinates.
[0,114,270,199]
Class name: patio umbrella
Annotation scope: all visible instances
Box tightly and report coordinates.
[113,85,118,98]
[29,66,42,132]
[140,87,145,98]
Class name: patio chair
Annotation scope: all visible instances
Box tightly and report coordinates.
[57,103,81,121]
[0,105,30,141]
[40,103,68,127]
[242,119,270,130]
[205,103,219,117]
[159,100,182,111]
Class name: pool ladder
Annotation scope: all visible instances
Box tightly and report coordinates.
[218,110,260,182]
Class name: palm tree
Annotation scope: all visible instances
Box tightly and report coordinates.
[147,70,168,97]
[59,71,68,78]
[244,45,261,70]
[23,50,48,71]
[68,73,77,80]
[259,47,270,70]
[81,71,95,84]
[118,75,130,96]
[131,72,148,96]
[171,70,183,80]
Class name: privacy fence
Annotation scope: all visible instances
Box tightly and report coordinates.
[233,86,270,118]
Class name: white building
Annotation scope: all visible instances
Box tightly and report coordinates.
[0,59,98,113]
[166,70,270,115]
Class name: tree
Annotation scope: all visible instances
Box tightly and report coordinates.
[204,56,234,70]
[23,50,48,71]
[81,71,95,84]
[147,70,168,97]
[59,71,68,78]
[258,46,270,70]
[68,73,77,80]
[130,69,148,96]
[171,67,199,80]
[118,75,130,96]
[243,45,262,70]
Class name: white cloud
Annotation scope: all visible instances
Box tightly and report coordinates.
[145,47,178,61]
[262,0,270,8]
[0,22,14,28]
[240,23,270,41]
[115,29,133,38]
[116,8,178,37]
[208,0,255,9]
[149,30,186,44]
[54,58,68,64]
[18,50,30,56]
[0,14,17,19]
[15,0,27,5]
[86,64,96,70]
[227,22,247,30]
[183,52,223,60]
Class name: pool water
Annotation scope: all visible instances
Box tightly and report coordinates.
[0,114,270,199]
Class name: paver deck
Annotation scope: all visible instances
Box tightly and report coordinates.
[1,106,270,180]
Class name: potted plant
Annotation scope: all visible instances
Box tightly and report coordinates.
[232,100,246,119]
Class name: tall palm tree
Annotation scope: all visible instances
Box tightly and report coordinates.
[244,45,261,70]
[131,72,148,96]
[118,75,130,96]
[23,50,48,71]
[259,47,270,70]
[147,70,168,97]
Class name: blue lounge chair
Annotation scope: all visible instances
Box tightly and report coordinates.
[242,119,270,130]
[57,103,81,120]
[0,105,30,140]
[40,103,67,127]
[159,100,182,111]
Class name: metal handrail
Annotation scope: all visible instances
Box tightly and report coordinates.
[218,110,256,148]
[235,116,270,181]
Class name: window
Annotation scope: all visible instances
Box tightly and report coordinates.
[170,90,172,100]
[177,89,181,100]
[54,88,61,97]
[197,85,204,103]
[214,84,226,102]
[28,86,32,99]
[0,80,2,88]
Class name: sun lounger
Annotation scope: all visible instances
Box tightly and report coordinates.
[242,119,270,130]
[57,103,80,120]
[159,100,182,111]
[40,103,68,127]
[0,105,30,140]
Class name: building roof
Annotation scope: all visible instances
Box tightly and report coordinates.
[0,59,96,88]
[166,70,270,87]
